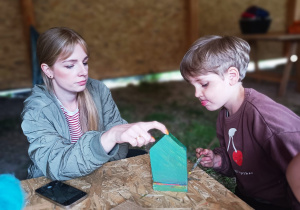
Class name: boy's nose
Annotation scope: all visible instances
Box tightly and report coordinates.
[195,88,202,98]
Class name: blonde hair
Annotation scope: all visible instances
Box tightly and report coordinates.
[180,35,250,82]
[37,27,98,132]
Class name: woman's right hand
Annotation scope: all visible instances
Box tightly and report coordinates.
[196,148,221,168]
[100,121,168,153]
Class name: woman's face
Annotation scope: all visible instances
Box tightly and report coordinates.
[51,44,88,97]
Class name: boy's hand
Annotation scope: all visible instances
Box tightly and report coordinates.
[196,148,221,168]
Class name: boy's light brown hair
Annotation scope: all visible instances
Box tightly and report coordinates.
[180,35,251,82]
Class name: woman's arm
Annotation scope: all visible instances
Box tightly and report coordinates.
[101,121,167,153]
[21,84,127,180]
[22,108,115,180]
[91,80,167,154]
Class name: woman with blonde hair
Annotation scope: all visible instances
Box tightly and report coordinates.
[21,27,168,180]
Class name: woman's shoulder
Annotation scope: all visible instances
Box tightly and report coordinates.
[87,78,107,87]
[22,85,56,116]
[87,78,111,96]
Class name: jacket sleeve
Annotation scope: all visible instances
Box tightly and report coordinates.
[92,81,129,162]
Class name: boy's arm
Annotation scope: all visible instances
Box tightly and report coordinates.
[286,153,300,202]
[213,147,235,177]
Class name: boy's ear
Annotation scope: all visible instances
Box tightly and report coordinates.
[227,67,240,85]
[41,63,53,79]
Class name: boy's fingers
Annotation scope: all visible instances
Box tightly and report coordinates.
[196,148,203,153]
[203,149,211,155]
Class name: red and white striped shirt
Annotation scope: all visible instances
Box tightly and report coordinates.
[56,98,83,144]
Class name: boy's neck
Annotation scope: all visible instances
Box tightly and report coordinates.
[225,85,245,116]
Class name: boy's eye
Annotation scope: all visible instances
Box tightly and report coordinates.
[202,83,208,87]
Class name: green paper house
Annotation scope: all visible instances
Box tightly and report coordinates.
[149,133,188,192]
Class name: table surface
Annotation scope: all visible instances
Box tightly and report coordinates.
[21,154,252,209]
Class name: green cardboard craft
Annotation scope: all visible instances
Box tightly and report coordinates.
[149,133,188,192]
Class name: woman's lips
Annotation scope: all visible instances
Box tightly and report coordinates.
[78,80,87,86]
[201,100,208,106]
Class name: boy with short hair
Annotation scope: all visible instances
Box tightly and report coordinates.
[180,35,300,210]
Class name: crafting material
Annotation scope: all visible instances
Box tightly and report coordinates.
[150,133,188,192]
[189,138,217,174]
[191,155,204,172]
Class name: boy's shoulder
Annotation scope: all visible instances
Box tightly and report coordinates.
[243,88,300,131]
[244,88,271,104]
[244,88,289,113]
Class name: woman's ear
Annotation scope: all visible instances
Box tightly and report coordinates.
[41,63,53,79]
[227,67,240,85]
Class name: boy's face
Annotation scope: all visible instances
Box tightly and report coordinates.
[188,72,233,111]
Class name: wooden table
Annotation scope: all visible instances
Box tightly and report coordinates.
[21,154,252,209]
[240,33,300,96]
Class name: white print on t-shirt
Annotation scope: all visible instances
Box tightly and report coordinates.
[227,128,237,151]
[234,169,253,176]
[227,128,244,166]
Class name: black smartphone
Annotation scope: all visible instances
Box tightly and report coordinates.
[35,180,87,209]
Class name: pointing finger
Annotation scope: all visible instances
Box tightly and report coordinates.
[139,121,169,135]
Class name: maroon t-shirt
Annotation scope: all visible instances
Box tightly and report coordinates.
[213,88,300,209]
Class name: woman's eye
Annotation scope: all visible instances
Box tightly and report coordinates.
[202,83,208,87]
[83,62,88,66]
[65,65,74,69]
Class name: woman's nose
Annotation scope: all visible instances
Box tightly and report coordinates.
[79,65,88,76]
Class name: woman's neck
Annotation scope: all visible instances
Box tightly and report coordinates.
[54,91,78,112]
